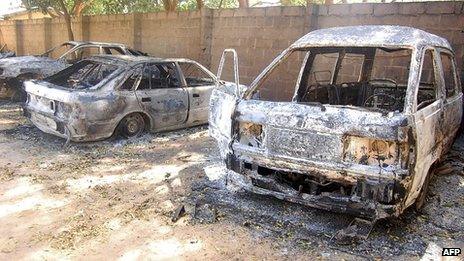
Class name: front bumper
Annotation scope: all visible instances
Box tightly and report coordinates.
[226,153,406,220]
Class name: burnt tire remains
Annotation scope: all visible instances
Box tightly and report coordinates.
[119,113,146,138]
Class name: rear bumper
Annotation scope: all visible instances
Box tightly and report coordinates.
[24,106,114,142]
[24,108,70,139]
[226,153,406,220]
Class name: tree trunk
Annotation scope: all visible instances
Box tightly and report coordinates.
[238,0,248,8]
[162,0,178,12]
[57,0,75,41]
[63,14,75,41]
[196,0,204,9]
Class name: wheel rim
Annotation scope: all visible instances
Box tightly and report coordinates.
[124,114,144,137]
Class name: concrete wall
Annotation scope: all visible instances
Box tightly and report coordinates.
[0,1,462,90]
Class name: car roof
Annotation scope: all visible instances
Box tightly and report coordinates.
[86,55,198,65]
[291,25,451,50]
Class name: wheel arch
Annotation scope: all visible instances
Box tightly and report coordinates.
[114,111,153,135]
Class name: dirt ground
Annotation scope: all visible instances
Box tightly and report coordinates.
[0,101,463,260]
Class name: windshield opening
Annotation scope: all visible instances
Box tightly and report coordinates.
[46,60,120,90]
[252,47,413,113]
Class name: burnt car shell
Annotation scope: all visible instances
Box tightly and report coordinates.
[0,41,145,100]
[209,26,462,221]
[24,55,219,142]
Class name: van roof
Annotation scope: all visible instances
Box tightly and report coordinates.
[291,25,451,50]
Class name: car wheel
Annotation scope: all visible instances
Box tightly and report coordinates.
[119,113,145,138]
[7,78,24,102]
[415,167,434,211]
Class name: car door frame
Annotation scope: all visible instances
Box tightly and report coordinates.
[208,49,241,159]
[106,64,147,129]
[406,46,445,207]
[435,48,463,151]
[176,61,218,126]
[133,62,189,130]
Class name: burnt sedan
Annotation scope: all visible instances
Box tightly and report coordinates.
[210,26,462,222]
[0,41,145,100]
[24,55,218,142]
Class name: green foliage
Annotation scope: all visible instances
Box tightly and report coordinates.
[87,0,238,13]
[177,0,237,10]
[22,0,102,16]
[280,0,306,6]
[86,0,164,15]
[177,0,197,11]
[205,0,238,8]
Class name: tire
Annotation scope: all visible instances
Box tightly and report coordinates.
[415,167,434,211]
[119,113,146,139]
[13,74,40,102]
[7,78,24,102]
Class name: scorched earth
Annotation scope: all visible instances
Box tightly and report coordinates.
[0,101,463,260]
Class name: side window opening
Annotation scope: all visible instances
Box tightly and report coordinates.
[307,52,338,86]
[151,63,180,89]
[137,63,180,90]
[440,53,457,98]
[78,47,101,60]
[120,67,141,90]
[45,43,75,59]
[254,51,307,102]
[65,46,101,63]
[179,62,215,87]
[417,49,437,110]
[138,65,152,90]
[104,47,125,55]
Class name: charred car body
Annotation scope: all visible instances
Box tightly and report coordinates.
[24,55,218,142]
[210,26,462,221]
[0,41,145,100]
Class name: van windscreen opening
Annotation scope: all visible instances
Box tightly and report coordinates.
[253,47,413,113]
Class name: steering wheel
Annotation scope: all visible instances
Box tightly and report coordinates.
[363,93,398,110]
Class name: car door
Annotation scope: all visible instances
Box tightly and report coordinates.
[408,47,444,204]
[209,49,242,158]
[178,61,217,125]
[437,49,462,149]
[134,62,188,129]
